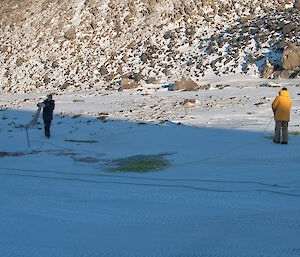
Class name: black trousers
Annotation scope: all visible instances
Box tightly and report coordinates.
[44,119,52,137]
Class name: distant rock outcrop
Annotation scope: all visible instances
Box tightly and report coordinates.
[0,0,299,94]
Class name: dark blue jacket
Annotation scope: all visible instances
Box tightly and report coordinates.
[42,99,55,121]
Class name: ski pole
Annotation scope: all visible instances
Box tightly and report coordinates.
[25,127,31,148]
[263,117,273,136]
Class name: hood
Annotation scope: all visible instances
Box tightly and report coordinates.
[279,90,289,97]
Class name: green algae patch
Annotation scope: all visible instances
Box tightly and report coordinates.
[109,154,172,173]
[289,131,300,136]
[263,136,274,140]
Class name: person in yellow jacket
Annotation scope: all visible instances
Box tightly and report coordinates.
[272,87,292,144]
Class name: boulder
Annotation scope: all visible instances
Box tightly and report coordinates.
[119,78,140,90]
[172,78,198,91]
[64,27,76,40]
[281,46,300,70]
[119,78,129,88]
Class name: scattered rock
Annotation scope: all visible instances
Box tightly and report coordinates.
[48,56,56,61]
[260,82,281,88]
[43,74,50,84]
[99,65,109,76]
[60,82,70,90]
[254,102,265,107]
[199,84,211,90]
[52,61,59,68]
[182,99,196,107]
[140,53,150,63]
[16,58,26,67]
[97,112,109,121]
[216,84,230,89]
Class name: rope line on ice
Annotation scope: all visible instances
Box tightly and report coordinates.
[0,169,299,197]
[0,167,292,189]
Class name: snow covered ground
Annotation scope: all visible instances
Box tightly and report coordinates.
[1,75,300,257]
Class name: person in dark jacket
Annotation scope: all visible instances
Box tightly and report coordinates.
[38,94,55,138]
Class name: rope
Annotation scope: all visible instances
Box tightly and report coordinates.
[25,127,31,148]
[0,171,299,197]
[0,167,292,189]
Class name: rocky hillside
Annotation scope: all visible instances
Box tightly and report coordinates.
[0,0,299,93]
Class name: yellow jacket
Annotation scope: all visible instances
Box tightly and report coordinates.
[272,90,292,121]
